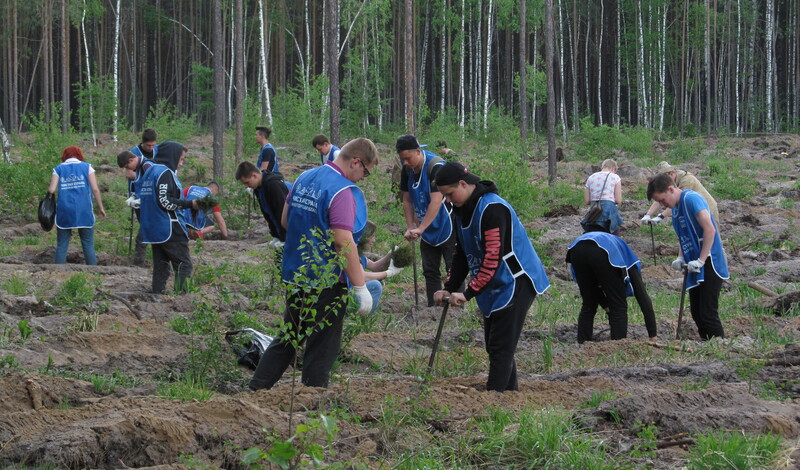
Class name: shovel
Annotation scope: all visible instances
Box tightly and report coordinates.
[427,297,450,373]
[649,224,657,265]
[676,266,688,340]
[411,239,419,308]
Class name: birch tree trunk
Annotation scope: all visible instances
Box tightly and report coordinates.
[614,0,621,127]
[42,0,52,123]
[212,0,225,180]
[440,0,446,114]
[482,0,494,130]
[735,0,741,134]
[519,0,528,144]
[112,0,121,141]
[235,0,245,160]
[765,0,774,132]
[545,0,557,184]
[597,0,603,126]
[0,116,10,164]
[557,0,568,139]
[704,0,711,134]
[459,0,465,128]
[81,0,96,146]
[658,4,666,132]
[258,0,273,125]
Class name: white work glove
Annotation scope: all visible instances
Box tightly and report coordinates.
[671,257,685,271]
[245,187,254,196]
[385,260,403,278]
[125,196,141,209]
[268,238,284,249]
[640,214,652,225]
[645,214,664,226]
[687,259,704,273]
[353,285,373,316]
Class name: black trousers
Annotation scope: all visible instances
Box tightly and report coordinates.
[133,227,148,266]
[570,241,628,343]
[483,277,536,392]
[420,234,456,307]
[249,282,347,390]
[151,236,192,294]
[689,258,725,339]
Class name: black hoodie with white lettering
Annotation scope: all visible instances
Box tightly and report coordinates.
[153,141,194,239]
[444,180,513,301]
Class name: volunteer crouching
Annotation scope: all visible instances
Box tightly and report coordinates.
[135,141,198,294]
[248,138,378,391]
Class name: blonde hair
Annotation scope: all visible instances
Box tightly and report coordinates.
[339,138,379,165]
[601,159,617,171]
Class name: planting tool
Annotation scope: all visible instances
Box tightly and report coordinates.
[127,207,134,262]
[649,224,657,265]
[676,265,688,340]
[427,296,450,373]
[411,239,419,308]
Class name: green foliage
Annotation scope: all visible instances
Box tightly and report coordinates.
[144,99,200,144]
[191,62,215,122]
[157,378,214,402]
[630,422,658,458]
[17,319,33,341]
[705,156,756,200]
[173,298,235,387]
[242,415,339,469]
[687,430,783,469]
[73,74,118,133]
[1,355,20,370]
[582,390,618,408]
[53,272,98,309]
[573,118,656,163]
[4,273,31,295]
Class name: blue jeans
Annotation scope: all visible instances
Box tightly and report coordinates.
[366,280,382,315]
[55,227,97,265]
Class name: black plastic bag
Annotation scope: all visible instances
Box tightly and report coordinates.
[38,193,56,232]
[583,201,602,224]
[225,328,273,370]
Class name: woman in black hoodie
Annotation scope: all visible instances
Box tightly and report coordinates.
[433,162,550,392]
[135,141,198,294]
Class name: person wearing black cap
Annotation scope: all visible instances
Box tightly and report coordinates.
[135,141,198,294]
[433,162,550,392]
[396,134,455,307]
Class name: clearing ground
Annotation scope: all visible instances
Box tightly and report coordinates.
[1,135,799,468]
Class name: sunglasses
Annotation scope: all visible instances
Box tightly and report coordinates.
[358,159,370,177]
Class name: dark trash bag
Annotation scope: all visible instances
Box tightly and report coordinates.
[225,328,273,370]
[583,201,602,225]
[38,193,56,232]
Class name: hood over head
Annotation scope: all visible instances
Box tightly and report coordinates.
[153,141,184,171]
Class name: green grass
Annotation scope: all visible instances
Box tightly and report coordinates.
[157,378,214,402]
[687,430,784,469]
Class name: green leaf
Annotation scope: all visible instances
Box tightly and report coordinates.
[241,446,266,464]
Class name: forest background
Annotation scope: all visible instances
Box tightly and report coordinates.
[1,0,799,167]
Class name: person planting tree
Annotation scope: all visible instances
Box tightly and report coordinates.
[311,134,340,166]
[432,162,550,392]
[134,141,198,294]
[180,181,228,240]
[248,138,378,391]
[647,173,728,340]
[566,230,658,343]
[235,161,290,245]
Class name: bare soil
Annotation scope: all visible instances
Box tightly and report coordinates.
[1,135,800,469]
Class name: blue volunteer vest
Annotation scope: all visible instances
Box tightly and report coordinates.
[54,161,95,229]
[281,164,367,285]
[325,145,340,163]
[673,190,729,290]
[567,231,642,297]
[181,186,213,230]
[130,144,158,159]
[457,193,550,315]
[257,143,279,172]
[135,164,188,243]
[408,151,452,246]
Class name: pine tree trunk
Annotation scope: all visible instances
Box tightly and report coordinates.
[235,0,245,160]
[404,0,415,132]
[545,0,557,184]
[327,0,340,142]
[61,0,70,134]
[597,0,603,126]
[765,0,774,132]
[42,0,52,124]
[519,0,528,144]
[212,0,225,180]
[459,0,465,127]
